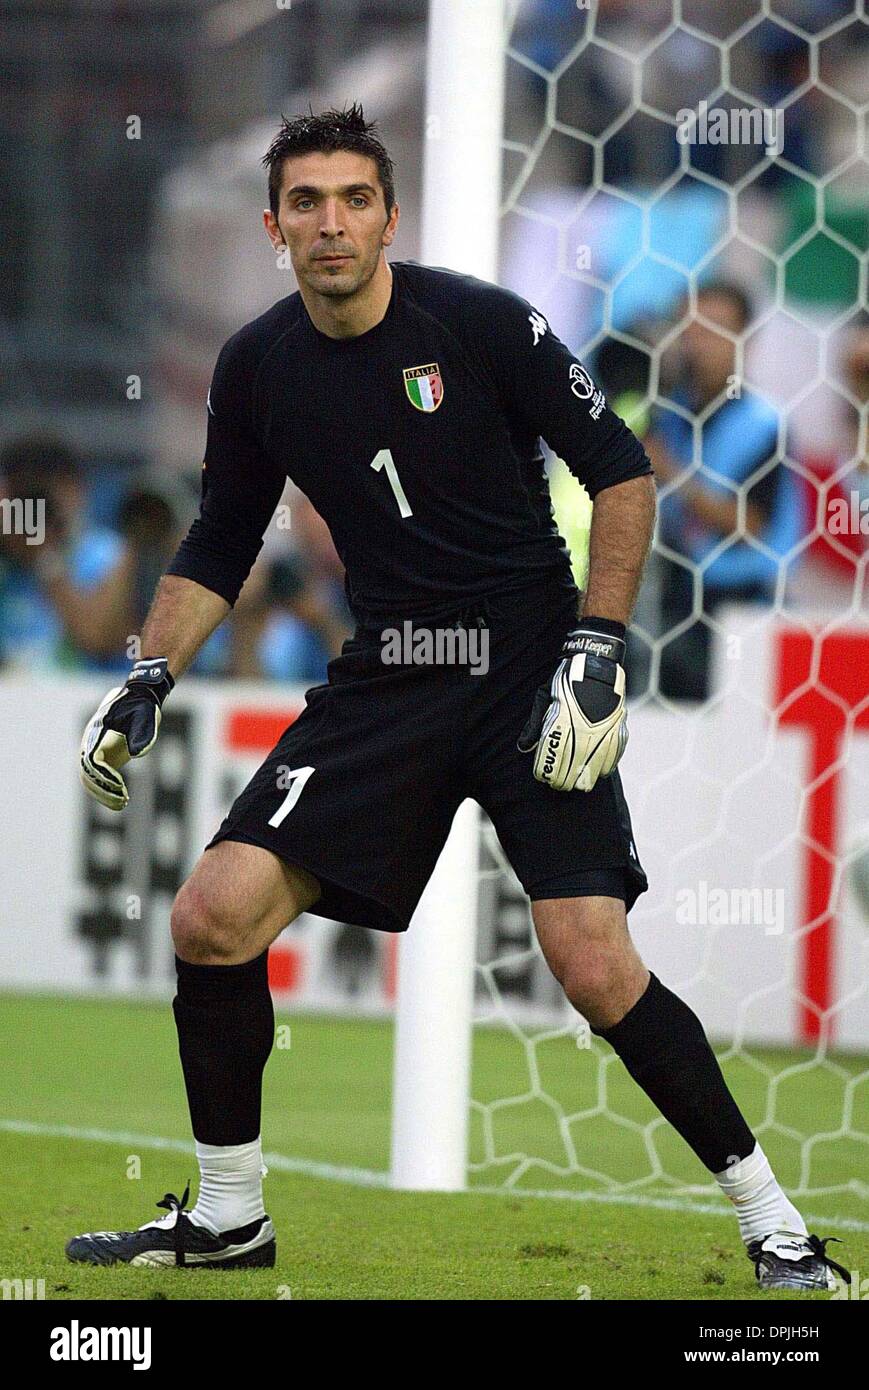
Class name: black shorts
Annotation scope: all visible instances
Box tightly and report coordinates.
[206,577,648,932]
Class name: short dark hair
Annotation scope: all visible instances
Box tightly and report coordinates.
[262,103,396,220]
[696,280,754,332]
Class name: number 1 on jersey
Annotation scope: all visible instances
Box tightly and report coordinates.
[371,448,413,518]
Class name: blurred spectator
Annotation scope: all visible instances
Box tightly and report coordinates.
[256,556,344,682]
[236,492,351,683]
[0,434,132,672]
[0,438,351,683]
[118,484,181,634]
[794,314,869,607]
[644,283,803,700]
[118,478,232,677]
[843,314,869,435]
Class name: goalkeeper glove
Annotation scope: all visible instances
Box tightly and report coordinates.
[518,620,628,792]
[80,658,174,811]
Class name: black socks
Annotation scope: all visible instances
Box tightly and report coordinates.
[173,951,274,1145]
[592,972,755,1173]
[172,954,753,1173]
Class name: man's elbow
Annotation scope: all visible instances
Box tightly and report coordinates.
[631,471,657,506]
[597,471,657,516]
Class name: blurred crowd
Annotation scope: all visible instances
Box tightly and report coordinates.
[0,437,352,682]
[2,296,866,693]
[595,299,869,701]
[1,0,866,696]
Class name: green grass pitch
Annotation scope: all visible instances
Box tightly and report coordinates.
[1,992,866,1301]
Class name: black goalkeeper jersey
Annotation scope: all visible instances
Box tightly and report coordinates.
[167,260,652,626]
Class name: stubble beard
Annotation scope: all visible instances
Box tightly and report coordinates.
[304,242,381,302]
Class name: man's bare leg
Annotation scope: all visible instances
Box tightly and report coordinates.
[171,839,321,965]
[532,896,808,1248]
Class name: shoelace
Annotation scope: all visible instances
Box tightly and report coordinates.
[156,1182,191,1268]
[808,1235,851,1284]
[750,1234,852,1285]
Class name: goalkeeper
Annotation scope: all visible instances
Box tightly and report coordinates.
[69,105,846,1294]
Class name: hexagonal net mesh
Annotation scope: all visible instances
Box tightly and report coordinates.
[467,0,869,1230]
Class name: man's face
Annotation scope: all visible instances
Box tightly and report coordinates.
[264,149,398,300]
[681,292,745,401]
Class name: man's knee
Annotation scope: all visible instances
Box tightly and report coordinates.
[170,843,321,966]
[533,895,646,1023]
[171,879,242,964]
[559,943,627,1016]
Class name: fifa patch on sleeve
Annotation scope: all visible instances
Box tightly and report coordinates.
[569,363,606,421]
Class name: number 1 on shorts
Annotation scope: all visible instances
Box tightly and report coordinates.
[268,765,315,828]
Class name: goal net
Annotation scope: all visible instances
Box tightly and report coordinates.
[446,0,869,1229]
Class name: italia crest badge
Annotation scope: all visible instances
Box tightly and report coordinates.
[403,362,444,412]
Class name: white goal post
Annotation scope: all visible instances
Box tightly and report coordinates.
[389,0,507,1191]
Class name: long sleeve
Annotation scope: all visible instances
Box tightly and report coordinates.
[478,286,653,498]
[167,332,288,607]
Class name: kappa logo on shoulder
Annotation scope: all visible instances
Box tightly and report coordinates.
[529,311,549,346]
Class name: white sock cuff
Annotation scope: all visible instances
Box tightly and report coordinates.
[195,1137,263,1173]
[714,1142,770,1194]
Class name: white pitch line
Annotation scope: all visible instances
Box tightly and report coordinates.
[0,1119,390,1189]
[3,1118,869,1234]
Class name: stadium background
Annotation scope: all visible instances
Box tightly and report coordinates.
[0,0,867,1300]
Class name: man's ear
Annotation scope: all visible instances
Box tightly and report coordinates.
[263,209,285,252]
[382,201,399,247]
